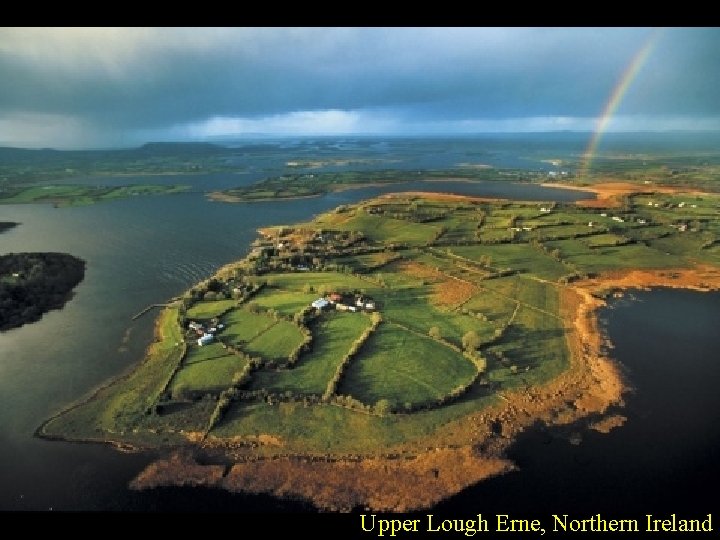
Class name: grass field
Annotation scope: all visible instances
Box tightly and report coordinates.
[381,286,489,348]
[250,288,317,316]
[249,313,372,394]
[320,212,441,245]
[186,299,237,319]
[243,320,306,361]
[45,187,720,465]
[221,309,276,345]
[171,343,247,395]
[449,244,569,281]
[253,272,381,295]
[339,324,477,407]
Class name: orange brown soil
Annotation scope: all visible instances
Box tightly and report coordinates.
[380,191,511,204]
[396,261,476,307]
[433,278,476,307]
[590,415,627,434]
[541,181,706,208]
[207,191,322,203]
[129,218,720,511]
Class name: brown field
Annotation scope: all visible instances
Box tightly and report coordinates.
[396,261,476,307]
[432,279,476,307]
[542,181,707,208]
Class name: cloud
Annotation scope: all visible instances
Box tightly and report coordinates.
[1,27,719,147]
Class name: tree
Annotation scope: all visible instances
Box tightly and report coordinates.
[302,283,315,294]
[428,326,442,340]
[462,330,481,351]
[374,399,393,416]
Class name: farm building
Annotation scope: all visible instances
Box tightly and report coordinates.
[311,298,330,310]
[197,334,214,346]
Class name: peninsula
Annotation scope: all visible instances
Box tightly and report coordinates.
[39,181,720,511]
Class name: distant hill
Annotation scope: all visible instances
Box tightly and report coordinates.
[0,142,230,164]
[136,142,227,155]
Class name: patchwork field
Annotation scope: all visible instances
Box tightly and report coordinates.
[40,186,720,511]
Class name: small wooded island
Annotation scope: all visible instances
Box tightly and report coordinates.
[39,182,720,511]
[0,252,85,331]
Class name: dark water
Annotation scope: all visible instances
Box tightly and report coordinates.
[0,146,718,515]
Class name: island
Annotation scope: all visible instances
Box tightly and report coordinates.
[0,184,190,207]
[39,182,720,511]
[208,169,540,202]
[0,252,85,331]
[0,221,19,234]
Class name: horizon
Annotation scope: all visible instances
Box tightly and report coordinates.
[4,129,720,153]
[1,28,720,149]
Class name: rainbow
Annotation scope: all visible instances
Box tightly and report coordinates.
[578,29,663,178]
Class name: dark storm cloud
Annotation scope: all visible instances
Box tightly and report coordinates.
[0,27,718,147]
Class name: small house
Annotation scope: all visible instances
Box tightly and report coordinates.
[328,293,343,303]
[336,303,350,312]
[188,321,202,331]
[311,298,330,310]
[197,334,214,346]
[365,302,376,311]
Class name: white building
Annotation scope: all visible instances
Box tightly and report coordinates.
[197,334,214,346]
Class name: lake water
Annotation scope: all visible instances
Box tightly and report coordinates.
[0,163,717,515]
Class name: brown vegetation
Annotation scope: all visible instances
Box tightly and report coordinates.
[542,181,706,208]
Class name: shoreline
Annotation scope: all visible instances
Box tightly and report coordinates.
[35,301,178,450]
[38,185,720,511]
[127,265,720,511]
[207,191,324,203]
[541,181,709,208]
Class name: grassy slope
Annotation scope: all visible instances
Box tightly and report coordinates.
[339,324,477,406]
[249,313,372,394]
[186,299,237,319]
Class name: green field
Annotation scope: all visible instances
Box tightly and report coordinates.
[186,299,237,319]
[250,288,317,316]
[0,184,189,207]
[171,343,247,396]
[339,324,477,407]
[42,187,720,470]
[250,313,372,394]
[243,320,306,361]
[221,308,276,345]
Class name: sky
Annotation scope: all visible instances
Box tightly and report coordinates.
[1,27,719,149]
